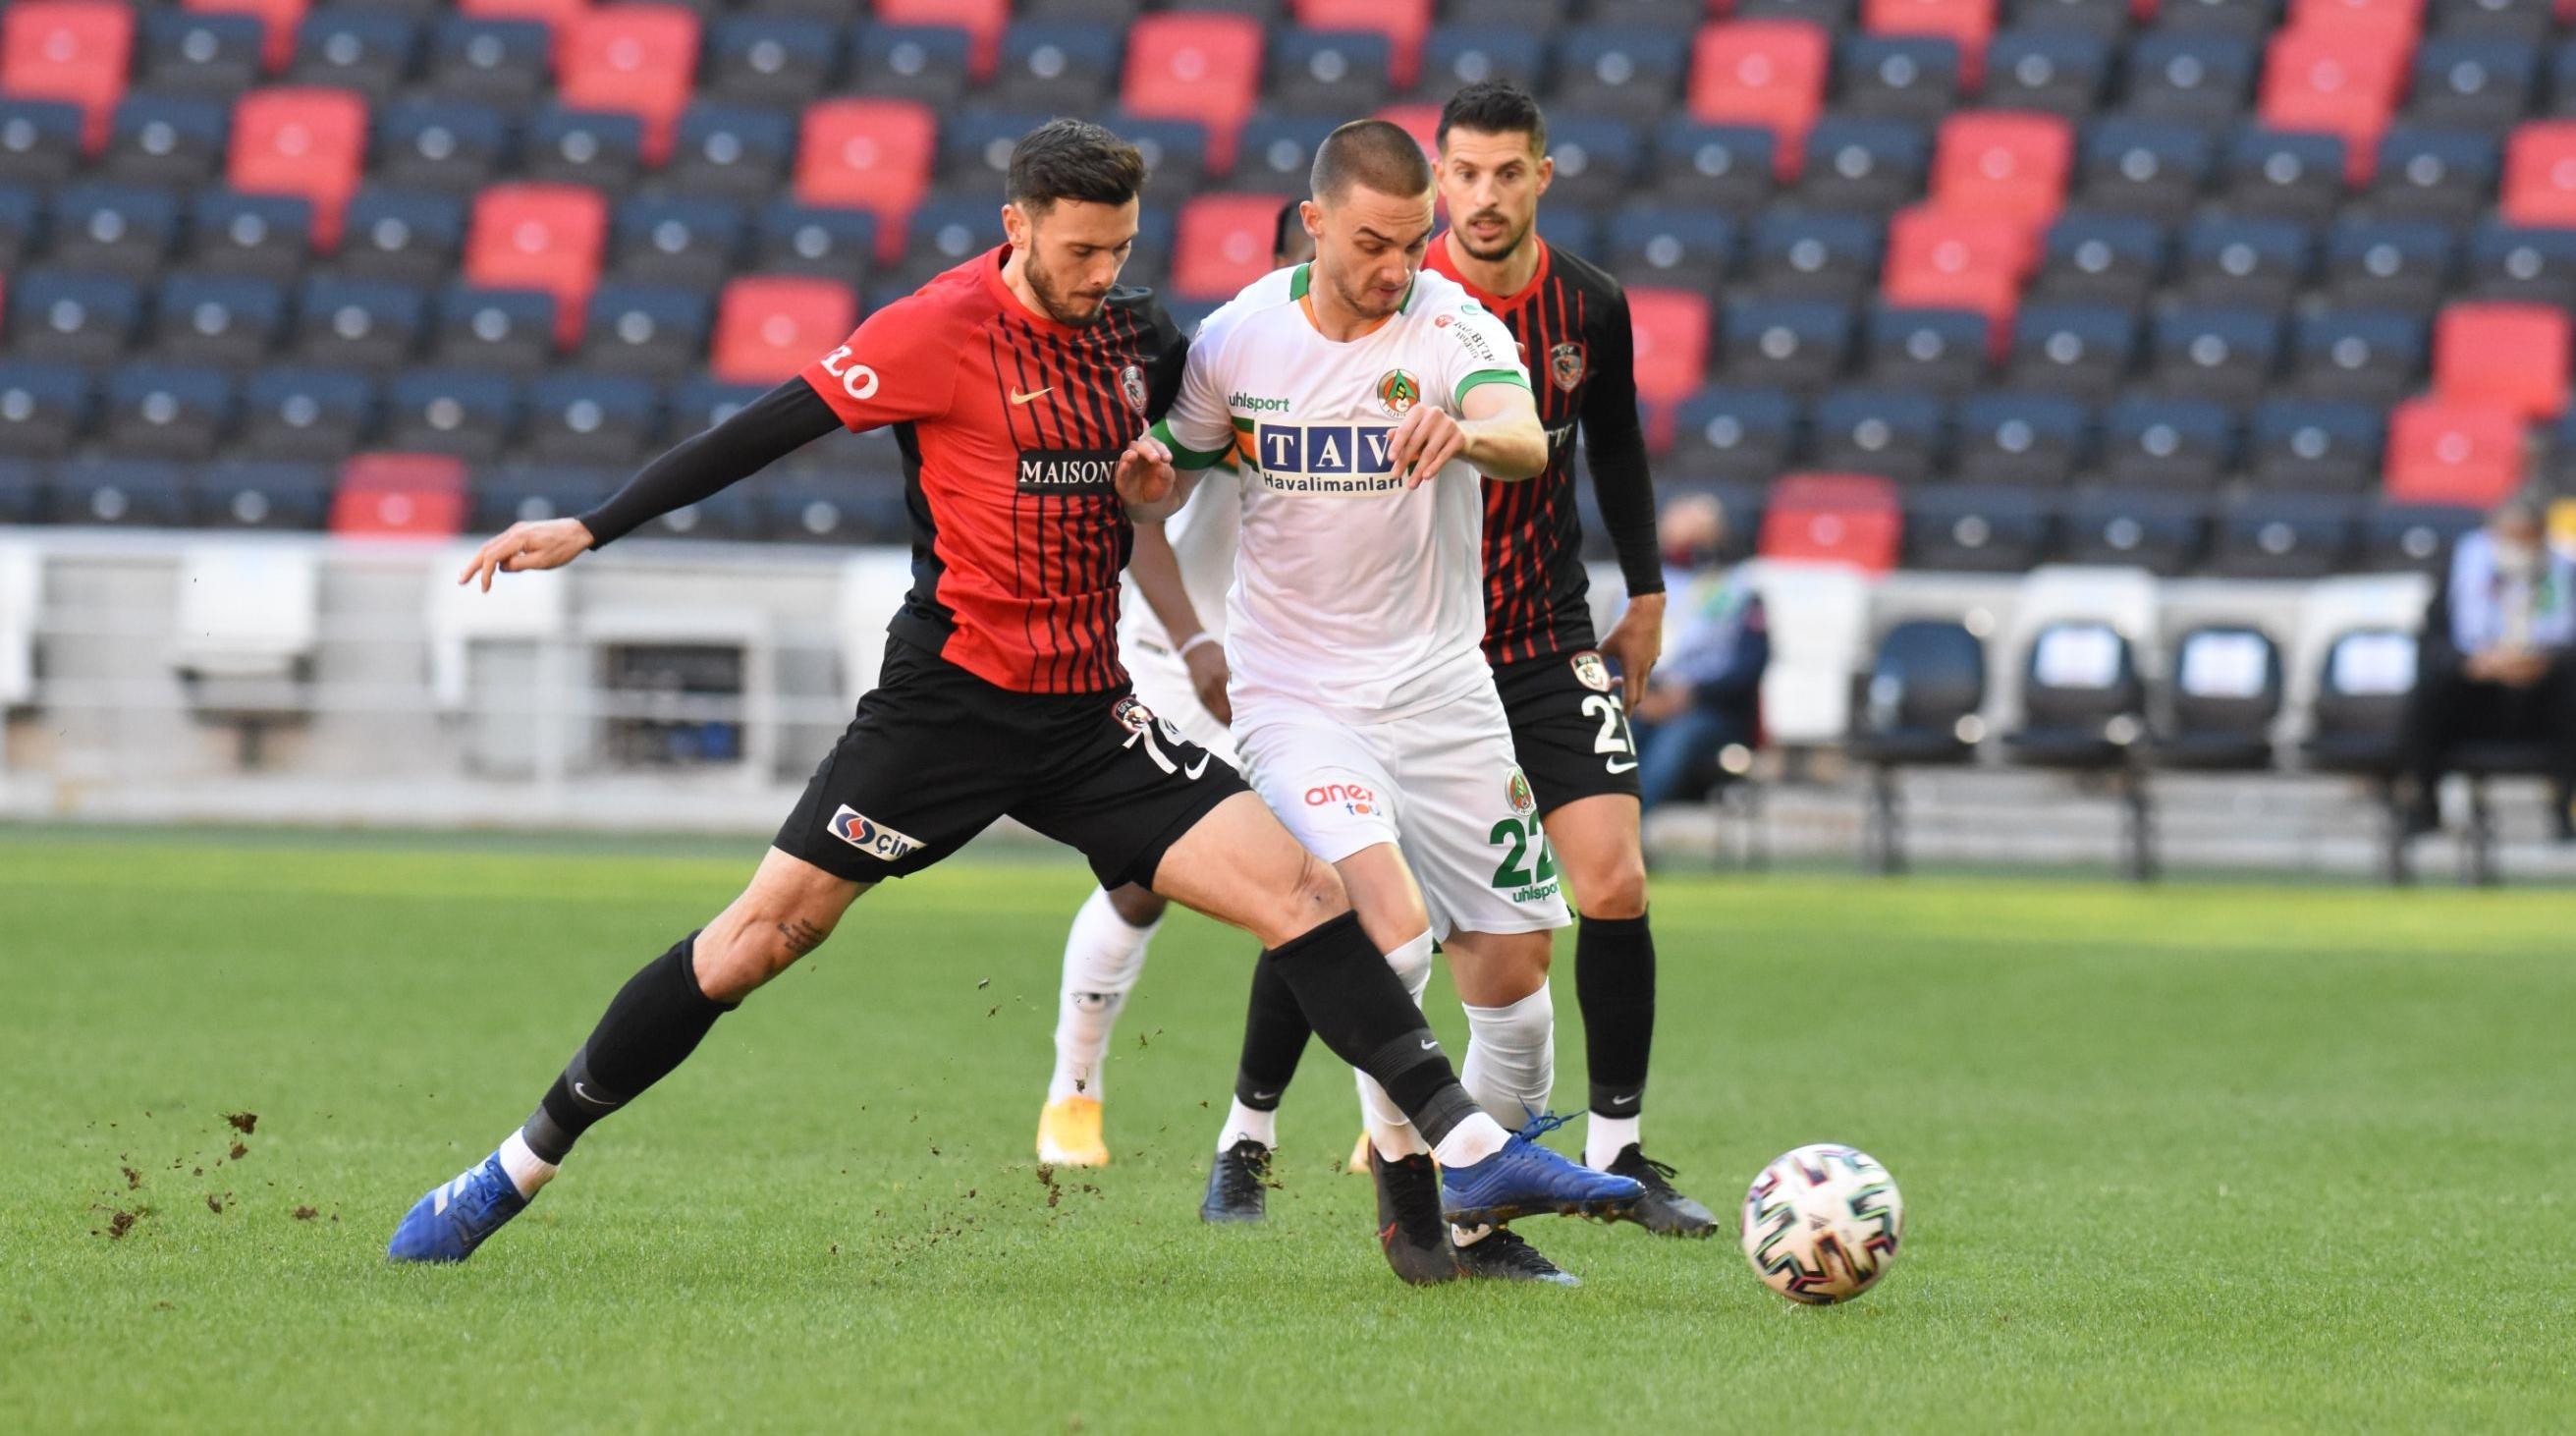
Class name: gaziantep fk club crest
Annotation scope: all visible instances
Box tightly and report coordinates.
[1377,368,1422,416]
[1549,342,1588,394]
[1570,651,1613,692]
[1119,363,1148,415]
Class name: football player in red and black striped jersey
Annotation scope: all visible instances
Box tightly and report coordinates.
[387,120,1640,1272]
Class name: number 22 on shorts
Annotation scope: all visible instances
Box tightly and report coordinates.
[1488,814,1560,892]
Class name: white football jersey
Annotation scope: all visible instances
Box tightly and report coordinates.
[1118,462,1243,651]
[1163,262,1533,723]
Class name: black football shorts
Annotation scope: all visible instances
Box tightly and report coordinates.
[1492,648,1643,813]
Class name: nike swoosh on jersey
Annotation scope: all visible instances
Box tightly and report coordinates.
[1010,387,1053,406]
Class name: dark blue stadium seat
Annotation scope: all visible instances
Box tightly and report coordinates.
[898,198,1007,289]
[760,471,912,545]
[1721,298,1854,392]
[137,11,266,101]
[1836,36,1962,125]
[2157,0,2280,39]
[1904,483,2057,571]
[1810,386,1946,483]
[2148,307,2282,401]
[2436,0,2552,40]
[48,458,192,528]
[0,459,41,524]
[0,362,93,458]
[2368,129,2497,226]
[994,23,1123,114]
[2547,38,2576,115]
[104,96,229,188]
[851,23,974,110]
[102,365,236,462]
[1538,117,1642,211]
[2220,128,2347,224]
[0,100,83,188]
[240,368,377,460]
[190,190,315,281]
[667,378,772,439]
[433,286,558,374]
[293,276,428,371]
[2211,492,2362,579]
[342,189,468,286]
[199,460,332,530]
[2101,395,2234,490]
[1265,29,1395,117]
[2008,303,2138,400]
[1550,28,1688,126]
[1747,209,1883,303]
[385,370,520,462]
[0,187,36,273]
[581,285,715,378]
[1531,206,1602,263]
[2248,397,2384,493]
[2464,221,2576,308]
[2035,210,2168,306]
[1605,207,1737,292]
[1734,0,1855,23]
[1865,305,1991,396]
[427,18,554,107]
[8,271,144,365]
[1983,29,2109,117]
[522,106,645,191]
[2123,33,2260,125]
[614,195,750,290]
[2078,119,2214,215]
[2323,217,2453,313]
[704,17,843,106]
[667,105,796,203]
[1417,27,1545,100]
[1110,114,1213,196]
[1799,118,1932,214]
[2178,213,2313,308]
[2006,0,2128,39]
[2289,308,2426,405]
[291,10,423,99]
[150,274,288,368]
[2151,624,2284,767]
[1953,391,2090,487]
[935,108,1056,203]
[1235,114,1342,193]
[523,373,661,467]
[470,463,619,533]
[1651,120,1777,214]
[2408,38,2536,131]
[377,100,515,193]
[1669,386,1799,484]
[47,184,183,280]
[2061,487,2211,575]
[752,200,878,282]
[2358,501,2481,573]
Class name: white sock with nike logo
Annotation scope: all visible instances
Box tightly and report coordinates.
[1215,1099,1276,1152]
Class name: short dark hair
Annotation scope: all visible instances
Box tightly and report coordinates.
[1272,198,1303,259]
[1008,119,1146,212]
[1310,119,1435,206]
[1437,81,1548,156]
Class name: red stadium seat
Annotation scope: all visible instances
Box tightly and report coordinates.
[2260,29,2406,182]
[186,0,310,73]
[1688,22,1830,179]
[1931,112,2071,231]
[1883,204,2029,326]
[1373,102,1441,161]
[2384,399,2527,508]
[795,99,935,257]
[466,184,608,347]
[1293,0,1433,88]
[1124,14,1263,174]
[228,87,368,249]
[1628,287,1714,450]
[1759,473,1903,573]
[2501,122,2576,229]
[331,454,468,540]
[1862,0,1996,85]
[2286,0,2422,49]
[712,277,860,386]
[558,5,701,165]
[1173,193,1294,302]
[875,0,1010,82]
[2434,304,2571,422]
[1,1,135,150]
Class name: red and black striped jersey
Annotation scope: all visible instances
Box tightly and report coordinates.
[1424,237,1663,665]
[798,247,1186,695]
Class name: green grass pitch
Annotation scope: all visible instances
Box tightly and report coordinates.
[3,827,2571,1433]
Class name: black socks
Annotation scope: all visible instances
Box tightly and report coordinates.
[1573,911,1656,1119]
[522,932,736,1164]
[1263,912,1478,1148]
[1231,949,1316,1114]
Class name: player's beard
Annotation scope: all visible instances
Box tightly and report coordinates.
[1452,207,1532,264]
[1024,250,1109,328]
[1328,261,1409,321]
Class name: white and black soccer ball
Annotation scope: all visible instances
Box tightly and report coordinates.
[1740,1143,1905,1305]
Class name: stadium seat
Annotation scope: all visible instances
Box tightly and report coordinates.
[1112,115,1213,199]
[1123,14,1264,172]
[1719,296,1852,392]
[2465,221,2576,308]
[465,185,608,348]
[433,284,558,374]
[1904,481,2055,570]
[2304,624,2418,776]
[2145,304,2282,401]
[1540,118,1645,211]
[2323,216,2455,313]
[1688,22,1832,177]
[1882,205,2029,326]
[2077,118,2215,216]
[2123,33,2261,125]
[2290,0,2423,47]
[2436,0,2551,39]
[609,195,747,291]
[2290,307,2426,405]
[468,461,616,534]
[704,17,840,107]
[2383,397,2526,507]
[7,270,142,365]
[893,197,1004,290]
[935,108,1056,207]
[2,1,135,151]
[150,273,287,368]
[712,277,857,386]
[1607,207,1738,293]
[47,184,183,280]
[0,100,84,187]
[1931,112,2072,230]
[2358,498,2480,572]
[752,200,878,283]
[49,457,192,526]
[664,105,794,203]
[240,366,376,460]
[2034,210,2168,307]
[994,23,1124,115]
[199,459,331,529]
[2003,618,2147,771]
[1953,390,2089,487]
[1650,120,1779,213]
[581,284,713,378]
[456,0,587,37]
[522,373,660,467]
[2008,303,2138,400]
[2177,213,2314,309]
[1863,304,1991,395]
[2249,397,2384,492]
[2407,37,2535,130]
[1759,472,1903,571]
[376,99,514,193]
[2432,303,2571,421]
[289,9,421,98]
[425,17,553,106]
[136,11,265,102]
[795,99,935,249]
[1669,386,1799,481]
[1173,193,1293,303]
[341,189,468,286]
[1552,28,1692,127]
[2165,0,2282,38]
[331,450,468,539]
[522,105,647,193]
[228,88,368,249]
[556,6,700,164]
[383,370,519,462]
[2220,128,2347,223]
[1982,28,2110,118]
[190,190,315,281]
[1809,388,1946,483]
[2101,394,2235,489]
[0,362,94,457]
[850,23,974,110]
[874,0,1010,81]
[1836,35,1963,126]
[1416,26,1544,101]
[2259,28,2406,178]
[102,365,236,462]
[1800,117,1933,213]
[0,187,32,274]
[1629,289,1717,433]
[2210,491,2362,578]
[104,96,231,189]
[1863,0,1996,83]
[2061,486,2212,574]
[2503,121,2576,229]
[2367,128,2496,226]
[1293,0,1431,88]
[187,0,310,74]
[2150,625,2284,768]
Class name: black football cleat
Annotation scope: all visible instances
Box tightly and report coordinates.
[1369,1147,1461,1286]
[1452,1226,1580,1286]
[1604,1143,1720,1238]
[1199,1138,1273,1224]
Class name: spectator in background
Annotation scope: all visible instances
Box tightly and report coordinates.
[1629,495,1768,812]
[2400,492,2576,842]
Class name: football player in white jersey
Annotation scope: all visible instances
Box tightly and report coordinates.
[1035,203,1314,1169]
[1148,121,1592,1285]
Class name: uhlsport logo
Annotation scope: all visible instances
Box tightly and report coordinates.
[1507,768,1536,816]
[1549,342,1589,393]
[1305,781,1378,817]
[828,805,922,862]
[1570,651,1613,692]
[1376,368,1422,417]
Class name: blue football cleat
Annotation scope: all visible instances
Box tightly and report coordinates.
[387,1153,528,1263]
[1442,1115,1644,1227]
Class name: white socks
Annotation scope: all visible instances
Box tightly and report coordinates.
[1430,1114,1508,1168]
[1215,1098,1277,1152]
[1586,1113,1641,1172]
[496,1130,557,1199]
[1459,981,1555,1132]
[1355,930,1438,1160]
[1047,887,1158,1104]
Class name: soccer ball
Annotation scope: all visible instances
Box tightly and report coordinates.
[1740,1143,1905,1305]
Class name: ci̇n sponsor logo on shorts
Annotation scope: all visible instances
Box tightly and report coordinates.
[828,805,921,861]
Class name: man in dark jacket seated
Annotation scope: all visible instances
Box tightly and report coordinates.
[1630,496,1769,812]
[2399,492,2576,842]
